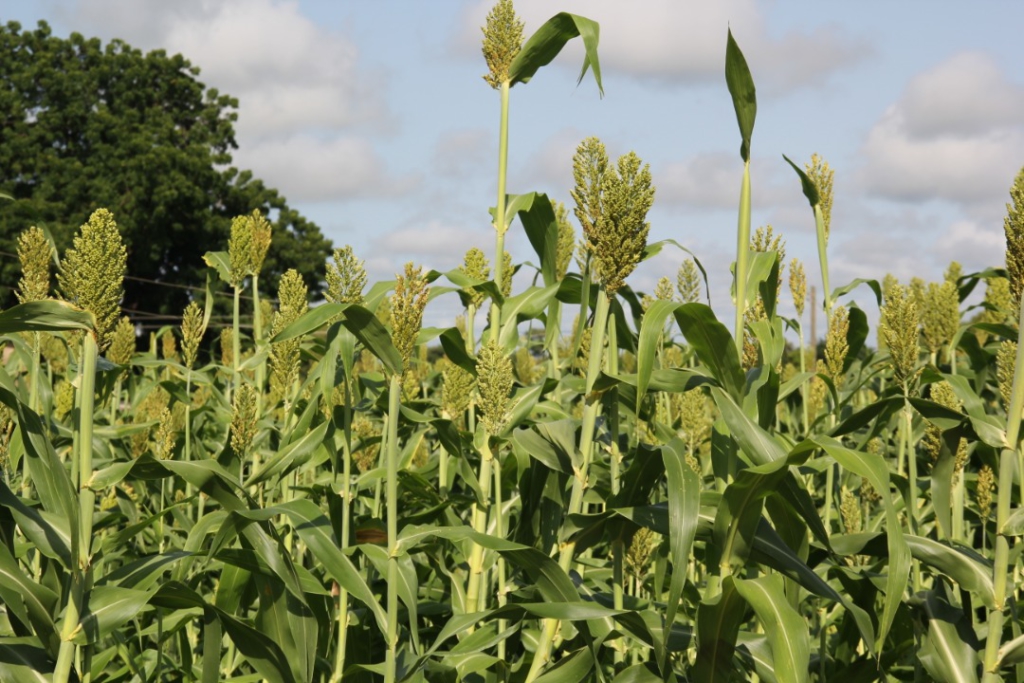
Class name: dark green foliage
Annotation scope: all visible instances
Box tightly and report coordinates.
[0,21,331,314]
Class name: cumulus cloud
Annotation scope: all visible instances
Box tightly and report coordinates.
[233,135,419,202]
[433,129,492,179]
[859,51,1024,205]
[62,0,404,203]
[373,220,490,262]
[459,0,870,93]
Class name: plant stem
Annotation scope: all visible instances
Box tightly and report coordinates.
[385,374,401,683]
[734,160,751,359]
[814,204,832,319]
[489,79,511,346]
[982,296,1024,681]
[232,285,241,400]
[465,438,495,616]
[526,288,610,682]
[331,380,354,683]
[55,333,99,683]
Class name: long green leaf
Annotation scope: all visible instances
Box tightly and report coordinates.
[725,29,756,162]
[733,575,809,683]
[509,13,603,95]
[0,300,94,334]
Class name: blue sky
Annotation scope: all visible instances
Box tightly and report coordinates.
[4,0,1024,330]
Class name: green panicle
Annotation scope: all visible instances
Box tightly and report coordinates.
[460,248,491,308]
[500,250,513,298]
[789,258,806,318]
[553,200,576,280]
[481,0,524,88]
[16,226,51,303]
[249,210,273,276]
[270,269,309,398]
[477,338,514,436]
[228,214,254,288]
[230,383,259,460]
[108,317,136,369]
[390,263,429,375]
[824,305,849,390]
[805,153,834,244]
[326,245,367,305]
[677,259,701,304]
[58,208,127,351]
[881,284,920,391]
[1004,166,1024,309]
[181,302,203,370]
[921,280,960,357]
[587,148,656,295]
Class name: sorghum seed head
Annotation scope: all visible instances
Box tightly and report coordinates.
[840,488,862,534]
[248,210,272,276]
[477,339,514,436]
[921,280,960,356]
[977,464,995,521]
[228,214,254,288]
[161,329,178,363]
[655,276,675,302]
[789,258,806,318]
[553,200,576,281]
[181,302,203,370]
[219,327,234,367]
[460,247,490,309]
[824,305,849,390]
[16,226,51,303]
[390,263,429,375]
[230,383,259,459]
[481,0,524,89]
[440,357,474,419]
[590,149,655,295]
[998,340,1016,409]
[500,250,513,298]
[1004,166,1024,310]
[325,245,367,305]
[881,284,920,390]
[58,208,127,351]
[677,259,701,304]
[805,153,834,243]
[108,316,136,369]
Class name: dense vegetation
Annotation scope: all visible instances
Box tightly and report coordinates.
[0,20,333,314]
[1,3,1023,682]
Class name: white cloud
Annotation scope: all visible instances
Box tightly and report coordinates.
[859,51,1024,204]
[373,221,490,262]
[62,0,402,204]
[233,135,419,202]
[433,129,492,179]
[460,0,869,93]
[931,219,1004,270]
[899,52,1024,140]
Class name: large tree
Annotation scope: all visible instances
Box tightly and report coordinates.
[0,21,332,316]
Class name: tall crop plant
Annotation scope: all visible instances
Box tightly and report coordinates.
[3,8,1024,683]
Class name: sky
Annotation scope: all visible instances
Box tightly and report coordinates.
[3,0,1024,332]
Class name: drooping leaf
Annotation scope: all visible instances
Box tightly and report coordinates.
[509,13,603,95]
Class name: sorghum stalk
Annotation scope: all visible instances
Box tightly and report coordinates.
[606,313,626,665]
[734,159,751,358]
[330,378,354,683]
[526,288,611,681]
[482,0,522,345]
[529,142,654,681]
[17,226,50,414]
[384,373,401,683]
[53,209,126,683]
[983,166,1024,677]
[465,340,513,617]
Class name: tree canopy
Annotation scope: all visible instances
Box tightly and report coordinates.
[0,20,332,318]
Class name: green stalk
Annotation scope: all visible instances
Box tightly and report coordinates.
[331,380,354,683]
[465,438,495,616]
[385,374,401,683]
[607,314,625,665]
[814,204,832,319]
[493,450,508,661]
[798,323,808,434]
[982,296,1024,681]
[231,285,241,400]
[526,288,611,682]
[547,299,563,403]
[54,333,99,683]
[489,79,511,346]
[734,160,751,358]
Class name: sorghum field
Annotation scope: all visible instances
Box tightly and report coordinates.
[2,3,1024,682]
